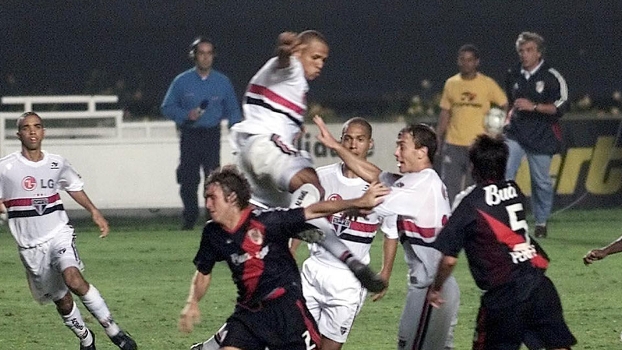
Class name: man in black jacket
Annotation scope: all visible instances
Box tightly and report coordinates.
[504,31,568,238]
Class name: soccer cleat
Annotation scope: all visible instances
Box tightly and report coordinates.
[534,225,547,238]
[110,330,137,350]
[80,329,96,350]
[346,259,387,293]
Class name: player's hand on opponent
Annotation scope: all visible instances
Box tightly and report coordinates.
[313,115,341,150]
[92,210,109,238]
[583,249,607,265]
[359,181,390,208]
[179,302,201,333]
[427,289,445,308]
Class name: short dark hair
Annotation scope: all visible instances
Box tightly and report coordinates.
[205,165,251,209]
[189,36,214,60]
[458,44,480,59]
[17,111,43,129]
[341,117,372,138]
[469,134,508,184]
[398,123,437,164]
[298,30,328,46]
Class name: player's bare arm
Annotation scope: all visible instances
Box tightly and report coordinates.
[314,115,382,183]
[428,255,458,308]
[179,271,212,333]
[372,236,399,302]
[304,181,389,220]
[67,190,109,238]
[584,235,622,265]
[276,31,300,69]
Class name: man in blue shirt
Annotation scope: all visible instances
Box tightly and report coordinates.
[161,36,242,230]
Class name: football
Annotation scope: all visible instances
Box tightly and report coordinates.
[484,107,506,136]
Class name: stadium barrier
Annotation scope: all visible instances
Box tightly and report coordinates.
[0,95,620,216]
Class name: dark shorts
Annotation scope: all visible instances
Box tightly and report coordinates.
[473,274,577,350]
[219,291,321,350]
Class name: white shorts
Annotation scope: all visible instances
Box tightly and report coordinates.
[233,133,313,207]
[301,258,367,343]
[18,226,84,304]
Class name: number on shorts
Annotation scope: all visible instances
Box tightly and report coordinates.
[301,330,316,350]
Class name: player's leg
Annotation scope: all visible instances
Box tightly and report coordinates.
[440,143,466,204]
[190,323,228,350]
[529,276,577,349]
[397,284,431,350]
[54,291,96,349]
[56,230,137,350]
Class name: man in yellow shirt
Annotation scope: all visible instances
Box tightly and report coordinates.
[437,44,508,204]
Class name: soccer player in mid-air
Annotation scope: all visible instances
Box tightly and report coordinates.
[0,112,137,350]
[314,115,460,350]
[179,165,389,350]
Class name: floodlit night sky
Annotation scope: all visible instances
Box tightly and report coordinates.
[2,1,622,113]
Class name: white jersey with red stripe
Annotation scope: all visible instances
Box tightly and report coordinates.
[376,168,451,287]
[231,56,308,147]
[308,163,390,268]
[0,151,83,248]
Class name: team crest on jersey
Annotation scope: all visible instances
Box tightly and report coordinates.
[535,81,545,94]
[247,228,264,245]
[22,176,37,191]
[50,162,60,169]
[331,215,351,235]
[32,198,49,215]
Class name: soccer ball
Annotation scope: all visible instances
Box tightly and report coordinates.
[484,107,506,136]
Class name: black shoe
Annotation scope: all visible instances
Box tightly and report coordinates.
[80,330,96,350]
[534,225,547,238]
[347,259,387,293]
[110,331,137,350]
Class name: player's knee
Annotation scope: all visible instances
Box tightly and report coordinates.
[62,267,89,295]
[290,183,321,208]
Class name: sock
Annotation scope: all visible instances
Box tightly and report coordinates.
[61,302,93,346]
[80,284,121,337]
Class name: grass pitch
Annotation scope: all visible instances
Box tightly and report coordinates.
[0,208,621,349]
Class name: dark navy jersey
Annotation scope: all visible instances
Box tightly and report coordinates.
[193,206,306,307]
[435,180,549,291]
[504,61,568,155]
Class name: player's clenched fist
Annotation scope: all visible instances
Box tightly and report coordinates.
[179,302,201,333]
[583,249,607,265]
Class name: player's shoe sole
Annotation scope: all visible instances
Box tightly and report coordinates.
[347,259,387,293]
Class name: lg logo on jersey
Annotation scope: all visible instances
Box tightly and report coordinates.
[21,176,55,191]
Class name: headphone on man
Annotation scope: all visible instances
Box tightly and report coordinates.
[188,36,214,60]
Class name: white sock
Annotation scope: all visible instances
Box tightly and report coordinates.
[80,284,121,337]
[61,302,93,346]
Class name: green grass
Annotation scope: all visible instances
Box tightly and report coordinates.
[0,208,621,349]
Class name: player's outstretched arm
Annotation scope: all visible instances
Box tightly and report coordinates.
[584,235,622,265]
[304,181,389,221]
[314,115,382,183]
[179,271,212,333]
[67,190,109,238]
